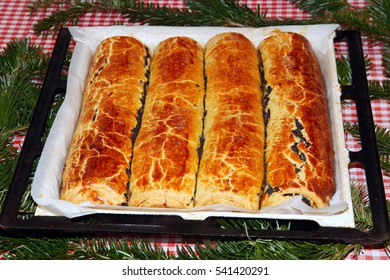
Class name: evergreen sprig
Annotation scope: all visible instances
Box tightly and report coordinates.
[29,0,390,44]
[29,0,318,36]
[30,0,126,36]
[369,80,390,100]
[28,0,390,101]
[0,39,50,215]
[290,0,390,44]
[351,183,373,231]
[345,123,390,176]
[68,238,172,260]
[0,39,49,130]
[0,130,18,208]
[126,0,272,27]
[383,42,390,78]
[289,0,351,17]
[0,235,357,260]
[177,238,357,260]
[336,55,390,100]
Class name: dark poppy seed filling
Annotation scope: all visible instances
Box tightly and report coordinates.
[293,164,301,174]
[125,167,131,177]
[301,196,311,206]
[282,193,312,206]
[92,109,98,122]
[130,51,151,145]
[291,118,311,148]
[126,48,151,203]
[265,185,280,196]
[290,142,307,162]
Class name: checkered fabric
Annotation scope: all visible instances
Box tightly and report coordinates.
[1,0,388,260]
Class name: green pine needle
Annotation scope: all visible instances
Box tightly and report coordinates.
[336,55,353,86]
[182,0,291,27]
[344,122,390,176]
[345,123,390,155]
[0,237,174,260]
[0,130,19,209]
[218,218,290,231]
[29,0,318,36]
[290,0,390,44]
[68,238,172,260]
[0,236,72,260]
[369,80,390,100]
[383,42,390,78]
[0,38,49,130]
[177,239,356,260]
[336,55,390,100]
[28,0,390,45]
[351,183,373,231]
[0,39,49,216]
[290,0,351,17]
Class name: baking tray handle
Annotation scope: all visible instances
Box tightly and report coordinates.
[335,30,390,242]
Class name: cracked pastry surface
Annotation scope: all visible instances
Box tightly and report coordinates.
[61,36,150,205]
[128,36,204,208]
[259,30,336,208]
[194,32,265,210]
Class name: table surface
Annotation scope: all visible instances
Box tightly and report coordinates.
[0,0,388,260]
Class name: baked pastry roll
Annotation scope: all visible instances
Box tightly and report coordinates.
[195,32,265,210]
[128,37,204,208]
[259,30,336,208]
[61,36,150,205]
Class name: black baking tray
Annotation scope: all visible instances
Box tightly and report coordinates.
[1,28,389,245]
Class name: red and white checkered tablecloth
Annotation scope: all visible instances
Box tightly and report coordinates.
[1,0,388,260]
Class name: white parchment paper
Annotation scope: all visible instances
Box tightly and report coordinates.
[31,24,354,227]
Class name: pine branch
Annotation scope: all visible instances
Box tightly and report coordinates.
[30,0,318,36]
[179,0,297,27]
[0,39,49,215]
[0,38,49,130]
[290,0,351,17]
[0,130,19,210]
[68,238,172,260]
[29,0,73,11]
[336,55,390,100]
[30,0,125,36]
[177,240,356,260]
[383,41,390,78]
[218,218,290,231]
[380,155,390,177]
[29,0,390,46]
[369,80,390,100]
[0,38,49,80]
[0,237,174,260]
[344,122,390,176]
[29,0,194,35]
[364,0,390,43]
[345,123,390,156]
[290,0,390,44]
[336,55,352,86]
[351,183,373,231]
[0,236,72,260]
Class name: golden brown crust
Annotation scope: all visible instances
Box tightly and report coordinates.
[259,30,336,208]
[61,36,150,205]
[194,32,265,210]
[128,37,204,208]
